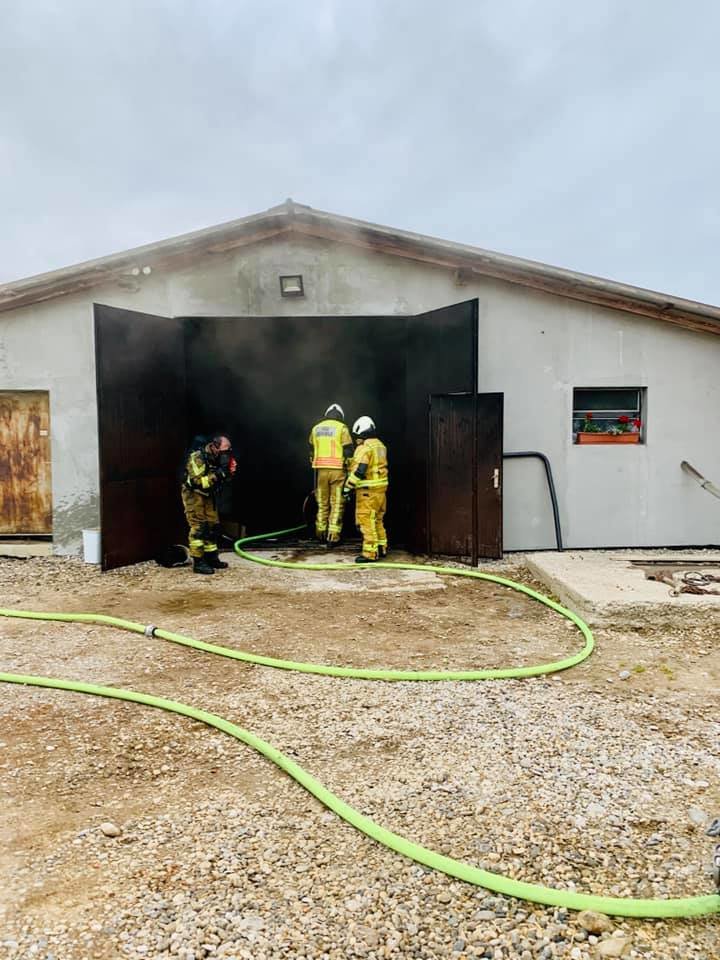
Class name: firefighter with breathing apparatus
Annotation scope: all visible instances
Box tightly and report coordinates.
[181,434,237,575]
[308,403,354,547]
[343,416,389,563]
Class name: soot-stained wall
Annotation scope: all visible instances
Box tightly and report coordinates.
[7,232,720,555]
[184,315,407,540]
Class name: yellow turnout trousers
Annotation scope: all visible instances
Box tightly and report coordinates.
[355,488,387,559]
[181,487,220,558]
[315,468,346,543]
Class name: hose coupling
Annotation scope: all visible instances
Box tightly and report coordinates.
[712,844,720,893]
[144,624,157,638]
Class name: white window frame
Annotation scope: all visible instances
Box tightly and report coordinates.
[572,387,645,444]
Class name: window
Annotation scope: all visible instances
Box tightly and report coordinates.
[572,388,644,444]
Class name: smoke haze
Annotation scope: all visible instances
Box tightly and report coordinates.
[2,1,720,302]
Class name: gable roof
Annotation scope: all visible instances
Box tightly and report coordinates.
[1,199,719,335]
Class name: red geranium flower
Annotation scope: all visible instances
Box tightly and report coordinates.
[633,419,641,428]
[618,415,630,424]
[585,411,593,419]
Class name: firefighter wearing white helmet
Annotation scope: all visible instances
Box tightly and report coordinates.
[308,403,353,545]
[344,416,389,563]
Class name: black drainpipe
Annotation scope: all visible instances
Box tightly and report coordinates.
[503,451,564,551]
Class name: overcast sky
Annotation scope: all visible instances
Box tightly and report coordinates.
[2,1,719,302]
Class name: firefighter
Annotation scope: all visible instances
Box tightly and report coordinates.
[343,416,388,563]
[181,434,236,575]
[308,403,354,547]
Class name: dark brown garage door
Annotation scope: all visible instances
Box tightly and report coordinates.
[94,304,187,569]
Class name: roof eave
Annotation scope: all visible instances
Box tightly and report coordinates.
[1,201,719,336]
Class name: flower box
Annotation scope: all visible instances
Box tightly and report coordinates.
[577,432,640,445]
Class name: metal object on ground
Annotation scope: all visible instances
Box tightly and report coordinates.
[155,544,190,568]
[642,566,720,596]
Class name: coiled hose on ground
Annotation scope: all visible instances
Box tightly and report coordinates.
[0,524,718,919]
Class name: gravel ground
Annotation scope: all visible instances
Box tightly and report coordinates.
[0,549,718,960]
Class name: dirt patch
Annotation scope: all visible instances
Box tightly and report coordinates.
[1,551,719,960]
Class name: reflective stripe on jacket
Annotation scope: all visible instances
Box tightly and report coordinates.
[184,449,219,496]
[309,419,353,469]
[347,437,389,489]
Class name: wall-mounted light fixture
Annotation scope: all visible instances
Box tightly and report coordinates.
[279,274,304,298]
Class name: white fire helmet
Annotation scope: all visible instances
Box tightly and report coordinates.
[324,403,344,420]
[352,415,375,437]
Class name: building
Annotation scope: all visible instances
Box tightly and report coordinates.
[1,199,719,567]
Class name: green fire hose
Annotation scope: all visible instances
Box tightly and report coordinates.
[0,525,718,919]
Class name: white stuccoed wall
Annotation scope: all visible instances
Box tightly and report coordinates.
[1,234,718,554]
[0,296,100,555]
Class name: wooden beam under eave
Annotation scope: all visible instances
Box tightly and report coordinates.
[288,221,720,337]
[0,225,294,313]
[289,221,470,271]
[480,268,720,337]
[203,224,293,253]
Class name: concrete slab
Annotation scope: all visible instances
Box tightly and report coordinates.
[0,540,53,558]
[525,548,720,623]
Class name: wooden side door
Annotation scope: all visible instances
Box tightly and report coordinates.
[0,391,52,535]
[95,304,187,569]
[428,392,503,562]
[476,392,503,559]
[428,394,475,559]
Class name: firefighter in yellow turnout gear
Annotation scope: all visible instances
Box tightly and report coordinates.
[343,416,389,564]
[309,403,354,546]
[181,434,236,575]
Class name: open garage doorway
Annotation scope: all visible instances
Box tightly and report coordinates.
[94,300,502,569]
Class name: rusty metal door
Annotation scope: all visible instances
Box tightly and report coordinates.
[405,300,478,554]
[95,305,186,569]
[428,392,503,562]
[0,391,52,535]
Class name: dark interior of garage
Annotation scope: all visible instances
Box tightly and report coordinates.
[185,315,407,541]
[94,300,501,570]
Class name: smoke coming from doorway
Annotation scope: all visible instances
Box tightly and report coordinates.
[184,314,407,534]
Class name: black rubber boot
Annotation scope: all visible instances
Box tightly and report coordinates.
[193,557,214,575]
[206,552,229,569]
[378,546,388,559]
[355,555,377,564]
